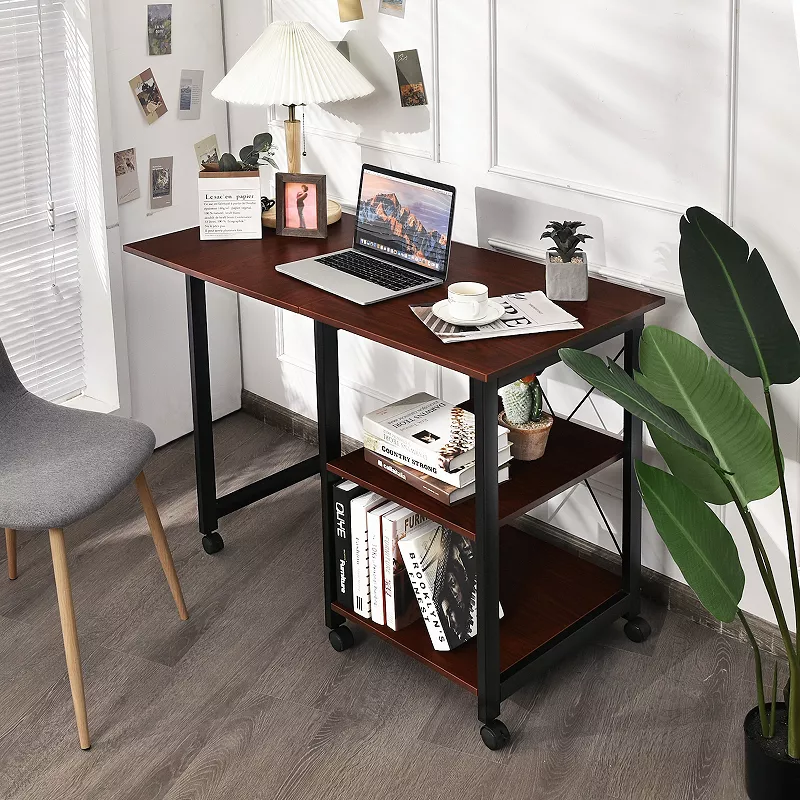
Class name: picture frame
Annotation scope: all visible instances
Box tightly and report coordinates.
[275,173,327,238]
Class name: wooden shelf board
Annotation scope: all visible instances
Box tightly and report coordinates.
[332,525,621,694]
[327,418,623,539]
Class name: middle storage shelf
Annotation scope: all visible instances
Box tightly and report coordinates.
[327,417,623,539]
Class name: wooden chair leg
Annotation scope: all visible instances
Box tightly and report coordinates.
[134,472,189,621]
[5,528,16,580]
[48,528,90,751]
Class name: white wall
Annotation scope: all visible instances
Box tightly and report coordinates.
[99,0,241,445]
[227,0,800,629]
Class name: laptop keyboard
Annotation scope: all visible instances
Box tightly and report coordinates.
[316,251,432,292]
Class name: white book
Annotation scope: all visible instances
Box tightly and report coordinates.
[363,392,507,474]
[349,491,386,618]
[382,506,428,631]
[367,501,400,625]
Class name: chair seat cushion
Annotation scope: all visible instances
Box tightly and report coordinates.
[0,394,156,529]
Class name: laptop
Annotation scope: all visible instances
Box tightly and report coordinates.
[275,164,456,305]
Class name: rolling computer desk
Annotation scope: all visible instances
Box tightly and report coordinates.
[125,215,664,749]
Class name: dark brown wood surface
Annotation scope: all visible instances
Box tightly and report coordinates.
[332,524,621,693]
[124,216,664,381]
[328,418,623,539]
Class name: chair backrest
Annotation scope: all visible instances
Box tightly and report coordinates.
[0,336,27,405]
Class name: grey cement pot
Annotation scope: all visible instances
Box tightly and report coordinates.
[545,251,589,302]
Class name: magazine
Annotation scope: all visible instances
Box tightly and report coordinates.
[410,290,582,344]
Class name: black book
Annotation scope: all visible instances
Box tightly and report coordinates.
[333,480,367,609]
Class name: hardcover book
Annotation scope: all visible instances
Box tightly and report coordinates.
[363,448,511,505]
[363,393,508,474]
[349,491,387,618]
[399,523,504,651]
[367,501,401,625]
[332,480,366,610]
[364,433,513,489]
[382,506,428,631]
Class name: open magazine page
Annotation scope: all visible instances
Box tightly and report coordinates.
[410,291,583,343]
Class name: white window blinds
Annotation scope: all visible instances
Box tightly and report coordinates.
[0,0,83,402]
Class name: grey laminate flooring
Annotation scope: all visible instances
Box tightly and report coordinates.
[0,412,757,799]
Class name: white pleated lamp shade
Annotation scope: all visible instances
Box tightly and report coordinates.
[212,20,375,107]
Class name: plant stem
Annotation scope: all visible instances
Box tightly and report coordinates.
[769,660,779,739]
[764,388,800,647]
[739,609,769,737]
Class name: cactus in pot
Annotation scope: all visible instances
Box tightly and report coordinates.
[498,376,553,461]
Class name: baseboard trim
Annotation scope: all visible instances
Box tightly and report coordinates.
[240,389,786,661]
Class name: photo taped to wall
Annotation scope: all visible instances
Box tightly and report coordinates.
[113,148,140,205]
[394,49,427,107]
[379,0,406,19]
[149,156,173,209]
[129,68,167,124]
[147,4,172,55]
[194,134,220,169]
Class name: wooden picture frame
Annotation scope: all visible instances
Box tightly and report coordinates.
[275,173,327,238]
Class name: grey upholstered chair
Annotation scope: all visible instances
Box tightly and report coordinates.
[0,337,188,750]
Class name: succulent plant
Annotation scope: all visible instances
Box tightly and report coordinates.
[217,132,279,172]
[499,375,543,426]
[541,220,593,263]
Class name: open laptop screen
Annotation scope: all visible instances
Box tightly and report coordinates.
[354,166,456,277]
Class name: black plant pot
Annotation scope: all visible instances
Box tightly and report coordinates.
[744,704,800,799]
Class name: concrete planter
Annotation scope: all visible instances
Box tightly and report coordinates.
[545,251,589,302]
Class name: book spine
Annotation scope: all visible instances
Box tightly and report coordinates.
[363,421,444,473]
[384,513,426,631]
[401,539,449,651]
[368,511,385,625]
[363,448,458,504]
[383,519,398,630]
[352,511,371,619]
[332,484,352,610]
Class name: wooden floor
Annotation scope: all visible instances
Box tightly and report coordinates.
[0,412,757,799]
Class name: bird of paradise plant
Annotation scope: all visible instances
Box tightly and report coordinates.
[559,207,800,760]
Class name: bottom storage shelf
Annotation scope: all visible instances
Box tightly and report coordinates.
[331,524,622,694]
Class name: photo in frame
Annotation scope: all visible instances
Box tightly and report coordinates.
[275,173,327,239]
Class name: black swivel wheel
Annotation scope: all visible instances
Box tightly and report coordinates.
[202,531,225,554]
[328,626,355,652]
[623,616,652,644]
[480,720,510,751]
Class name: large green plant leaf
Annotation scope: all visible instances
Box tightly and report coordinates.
[558,348,718,467]
[680,206,800,386]
[637,326,777,504]
[636,462,744,622]
[648,425,731,505]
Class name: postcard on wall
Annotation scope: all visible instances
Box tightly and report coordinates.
[147,4,172,55]
[394,49,427,107]
[113,148,140,205]
[198,172,262,241]
[337,0,363,22]
[194,134,220,168]
[178,69,204,120]
[379,0,406,18]
[130,68,167,124]
[149,156,173,209]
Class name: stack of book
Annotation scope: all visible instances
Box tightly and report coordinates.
[333,480,503,649]
[362,392,512,506]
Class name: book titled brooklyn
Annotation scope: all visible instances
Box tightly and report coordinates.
[364,449,510,505]
[398,523,504,651]
[363,393,508,474]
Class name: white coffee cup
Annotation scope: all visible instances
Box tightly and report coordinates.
[447,282,489,321]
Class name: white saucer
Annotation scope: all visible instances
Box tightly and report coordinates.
[431,299,505,326]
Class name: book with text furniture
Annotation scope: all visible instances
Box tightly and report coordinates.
[364,448,510,505]
[363,392,508,474]
[367,501,401,625]
[381,505,428,631]
[332,480,367,609]
[350,491,387,618]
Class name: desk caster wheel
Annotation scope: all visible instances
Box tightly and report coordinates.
[328,626,354,652]
[480,720,510,751]
[624,616,651,643]
[202,532,224,555]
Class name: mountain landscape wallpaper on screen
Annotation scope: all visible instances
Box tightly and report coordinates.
[357,173,451,268]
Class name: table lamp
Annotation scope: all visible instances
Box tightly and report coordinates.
[212,20,375,175]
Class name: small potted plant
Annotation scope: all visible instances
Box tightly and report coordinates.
[498,375,553,461]
[202,131,279,173]
[541,220,593,302]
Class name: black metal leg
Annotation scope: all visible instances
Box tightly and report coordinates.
[186,275,222,554]
[315,321,345,630]
[622,322,644,618]
[473,377,501,727]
